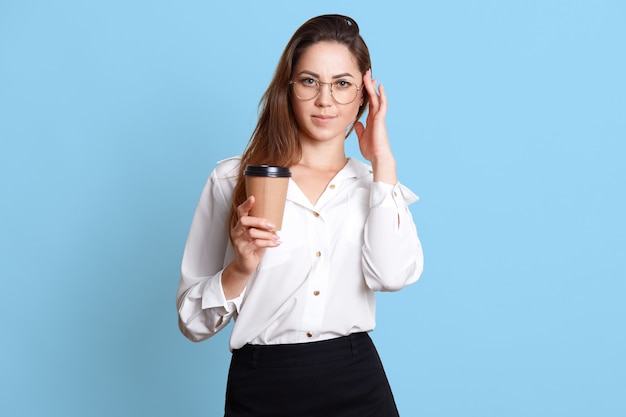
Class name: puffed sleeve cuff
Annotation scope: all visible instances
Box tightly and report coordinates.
[362,180,423,291]
[370,181,419,208]
[201,270,245,314]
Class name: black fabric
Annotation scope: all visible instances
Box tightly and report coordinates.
[224,333,400,417]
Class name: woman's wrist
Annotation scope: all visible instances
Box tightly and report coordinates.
[371,155,397,184]
[222,262,251,300]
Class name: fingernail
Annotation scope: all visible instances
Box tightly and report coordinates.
[266,222,276,229]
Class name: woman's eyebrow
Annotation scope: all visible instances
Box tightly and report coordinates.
[297,70,357,79]
[331,72,356,79]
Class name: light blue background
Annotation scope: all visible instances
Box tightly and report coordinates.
[1,1,624,416]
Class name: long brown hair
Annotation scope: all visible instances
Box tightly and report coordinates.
[228,14,372,229]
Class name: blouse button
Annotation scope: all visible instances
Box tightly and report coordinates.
[393,191,398,197]
[306,332,313,338]
[329,184,336,190]
[313,290,320,296]
[315,251,321,257]
[313,211,319,217]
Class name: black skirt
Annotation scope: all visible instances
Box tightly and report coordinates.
[224,332,400,417]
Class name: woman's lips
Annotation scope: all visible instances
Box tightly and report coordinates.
[312,115,335,125]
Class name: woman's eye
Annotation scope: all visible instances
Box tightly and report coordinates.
[301,78,317,87]
[335,80,352,89]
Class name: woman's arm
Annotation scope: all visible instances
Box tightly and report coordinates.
[176,168,236,342]
[355,70,424,291]
[176,163,281,342]
[361,181,424,291]
[354,69,397,185]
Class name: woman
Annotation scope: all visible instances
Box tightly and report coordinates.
[177,14,424,417]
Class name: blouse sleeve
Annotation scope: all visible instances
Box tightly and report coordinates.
[176,168,243,342]
[362,181,424,292]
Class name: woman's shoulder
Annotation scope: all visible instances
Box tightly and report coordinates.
[212,156,242,179]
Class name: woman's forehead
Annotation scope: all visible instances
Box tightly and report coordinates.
[294,42,360,77]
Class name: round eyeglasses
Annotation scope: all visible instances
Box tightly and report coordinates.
[289,78,363,105]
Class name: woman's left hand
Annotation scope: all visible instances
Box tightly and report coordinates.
[354,69,397,184]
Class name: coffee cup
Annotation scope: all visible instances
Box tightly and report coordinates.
[244,165,291,231]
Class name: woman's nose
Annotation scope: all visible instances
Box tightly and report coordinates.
[315,83,333,106]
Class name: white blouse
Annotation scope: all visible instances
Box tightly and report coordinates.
[176,156,424,350]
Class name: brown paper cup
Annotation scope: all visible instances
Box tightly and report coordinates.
[244,165,291,231]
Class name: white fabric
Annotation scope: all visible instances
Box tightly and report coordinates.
[176,156,424,350]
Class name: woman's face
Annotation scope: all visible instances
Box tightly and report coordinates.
[290,41,363,145]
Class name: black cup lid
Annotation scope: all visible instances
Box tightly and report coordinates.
[244,165,291,178]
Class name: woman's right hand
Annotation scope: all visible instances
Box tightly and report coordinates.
[222,196,280,299]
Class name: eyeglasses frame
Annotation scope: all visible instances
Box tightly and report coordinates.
[289,79,364,105]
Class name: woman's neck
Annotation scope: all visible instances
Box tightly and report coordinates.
[290,141,348,205]
[296,139,347,172]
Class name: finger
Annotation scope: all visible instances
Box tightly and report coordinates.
[237,195,255,218]
[235,227,280,253]
[247,226,279,241]
[376,83,388,118]
[237,196,277,230]
[365,78,380,113]
[353,121,364,139]
[363,70,378,98]
[232,226,279,254]
[250,234,281,248]
[238,213,276,232]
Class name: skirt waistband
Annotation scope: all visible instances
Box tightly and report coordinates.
[231,332,371,369]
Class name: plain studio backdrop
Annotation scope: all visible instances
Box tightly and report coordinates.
[1,1,624,416]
